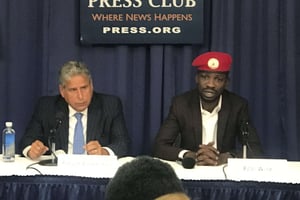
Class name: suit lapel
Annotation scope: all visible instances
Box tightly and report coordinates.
[190,90,202,147]
[55,96,69,152]
[86,94,102,142]
[217,93,230,149]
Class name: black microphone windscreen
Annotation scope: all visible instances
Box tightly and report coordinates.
[55,111,65,121]
[53,111,65,131]
[182,157,196,169]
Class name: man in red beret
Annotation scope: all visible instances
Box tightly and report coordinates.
[153,51,263,166]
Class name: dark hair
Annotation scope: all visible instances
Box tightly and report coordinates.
[105,156,185,200]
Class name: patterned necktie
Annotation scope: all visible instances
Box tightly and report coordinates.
[73,113,84,154]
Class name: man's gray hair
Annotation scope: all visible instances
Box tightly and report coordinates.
[59,61,92,86]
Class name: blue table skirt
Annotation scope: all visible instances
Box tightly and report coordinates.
[1,175,300,200]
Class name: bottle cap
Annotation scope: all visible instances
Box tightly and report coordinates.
[5,122,13,127]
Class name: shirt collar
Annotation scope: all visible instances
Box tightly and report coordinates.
[200,95,222,114]
[68,105,88,117]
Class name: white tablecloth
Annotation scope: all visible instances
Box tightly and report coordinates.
[1,154,300,184]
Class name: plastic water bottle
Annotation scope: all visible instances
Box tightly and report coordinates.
[2,122,15,162]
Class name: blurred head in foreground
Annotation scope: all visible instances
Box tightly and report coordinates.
[105,156,190,200]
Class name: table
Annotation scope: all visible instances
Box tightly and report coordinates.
[1,155,300,200]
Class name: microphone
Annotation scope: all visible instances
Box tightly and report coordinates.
[182,156,196,169]
[39,112,64,166]
[177,152,196,169]
[240,120,249,159]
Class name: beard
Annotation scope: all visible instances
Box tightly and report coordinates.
[199,89,221,103]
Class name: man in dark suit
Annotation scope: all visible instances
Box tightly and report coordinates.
[153,51,263,166]
[19,61,130,159]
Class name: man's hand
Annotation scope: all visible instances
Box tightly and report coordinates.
[28,140,49,160]
[196,142,219,166]
[84,140,109,155]
[183,151,197,160]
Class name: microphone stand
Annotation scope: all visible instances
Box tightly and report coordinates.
[243,143,247,159]
[241,121,249,159]
[38,113,63,166]
[38,128,58,166]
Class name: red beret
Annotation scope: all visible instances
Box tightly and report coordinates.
[192,51,232,72]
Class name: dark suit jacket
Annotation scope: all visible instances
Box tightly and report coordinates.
[153,89,263,161]
[19,92,130,157]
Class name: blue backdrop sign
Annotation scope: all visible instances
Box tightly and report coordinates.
[80,0,204,44]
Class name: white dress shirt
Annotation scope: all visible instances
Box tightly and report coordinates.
[200,95,222,149]
[178,96,222,159]
[68,105,114,155]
